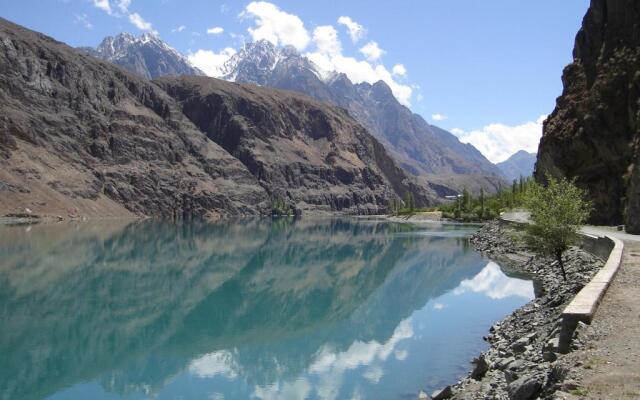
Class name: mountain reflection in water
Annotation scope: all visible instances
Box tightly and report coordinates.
[0,218,533,400]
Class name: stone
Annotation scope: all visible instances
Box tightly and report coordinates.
[542,351,558,362]
[545,337,560,352]
[506,359,527,371]
[511,338,529,353]
[418,390,431,399]
[470,354,489,380]
[431,386,453,400]
[507,375,543,400]
[495,357,516,370]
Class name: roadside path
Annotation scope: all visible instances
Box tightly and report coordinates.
[500,211,640,398]
[561,240,640,399]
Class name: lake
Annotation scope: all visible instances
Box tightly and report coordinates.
[0,218,534,400]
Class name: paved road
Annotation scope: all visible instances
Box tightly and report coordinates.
[500,210,640,242]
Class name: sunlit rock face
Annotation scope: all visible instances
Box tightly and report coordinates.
[0,18,267,218]
[535,0,640,232]
[155,76,435,213]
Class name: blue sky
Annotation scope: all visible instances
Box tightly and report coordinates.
[0,0,589,162]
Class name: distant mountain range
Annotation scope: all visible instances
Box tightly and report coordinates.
[78,33,203,79]
[79,34,508,196]
[496,150,536,181]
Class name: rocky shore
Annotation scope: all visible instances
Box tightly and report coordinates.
[427,221,604,400]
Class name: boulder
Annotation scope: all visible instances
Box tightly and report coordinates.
[507,375,543,400]
[431,385,453,400]
[470,354,489,380]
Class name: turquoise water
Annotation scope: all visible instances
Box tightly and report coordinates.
[0,218,534,400]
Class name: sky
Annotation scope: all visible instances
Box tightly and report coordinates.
[0,0,590,163]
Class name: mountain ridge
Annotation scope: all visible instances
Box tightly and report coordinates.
[497,150,536,181]
[218,40,508,195]
[80,35,507,196]
[0,17,431,218]
[79,32,204,79]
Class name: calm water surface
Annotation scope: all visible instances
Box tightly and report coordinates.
[0,218,534,400]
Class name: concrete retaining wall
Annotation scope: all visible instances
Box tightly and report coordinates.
[580,234,615,263]
[558,234,624,352]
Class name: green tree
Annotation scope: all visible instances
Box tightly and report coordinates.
[462,188,470,212]
[525,176,591,280]
[403,192,415,212]
[479,187,485,219]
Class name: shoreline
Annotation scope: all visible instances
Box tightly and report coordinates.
[425,221,605,400]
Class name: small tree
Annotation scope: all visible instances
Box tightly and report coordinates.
[403,192,415,212]
[462,188,470,212]
[525,176,591,280]
[479,187,485,220]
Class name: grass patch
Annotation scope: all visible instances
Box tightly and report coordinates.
[569,387,589,396]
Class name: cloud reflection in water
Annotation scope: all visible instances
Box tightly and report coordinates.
[454,262,534,300]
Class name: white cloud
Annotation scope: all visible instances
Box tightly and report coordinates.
[172,25,186,33]
[92,0,158,37]
[74,14,93,29]
[432,113,447,121]
[416,93,424,102]
[128,12,158,35]
[93,0,112,14]
[394,349,408,360]
[312,25,341,56]
[253,378,312,400]
[363,366,383,384]
[188,48,237,77]
[241,1,310,50]
[433,303,445,310]
[207,26,224,35]
[392,63,406,76]
[359,41,385,62]
[188,350,239,379]
[307,51,413,106]
[453,115,546,163]
[337,16,365,43]
[115,0,130,13]
[454,262,535,300]
[183,2,414,106]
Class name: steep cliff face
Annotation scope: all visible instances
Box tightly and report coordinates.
[0,18,268,218]
[535,0,640,232]
[156,76,434,213]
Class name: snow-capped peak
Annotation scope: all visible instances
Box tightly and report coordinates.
[219,39,326,85]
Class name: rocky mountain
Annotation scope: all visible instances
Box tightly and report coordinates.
[0,18,431,218]
[218,40,507,195]
[497,150,536,181]
[535,0,640,232]
[156,76,434,213]
[0,18,268,219]
[79,32,203,79]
